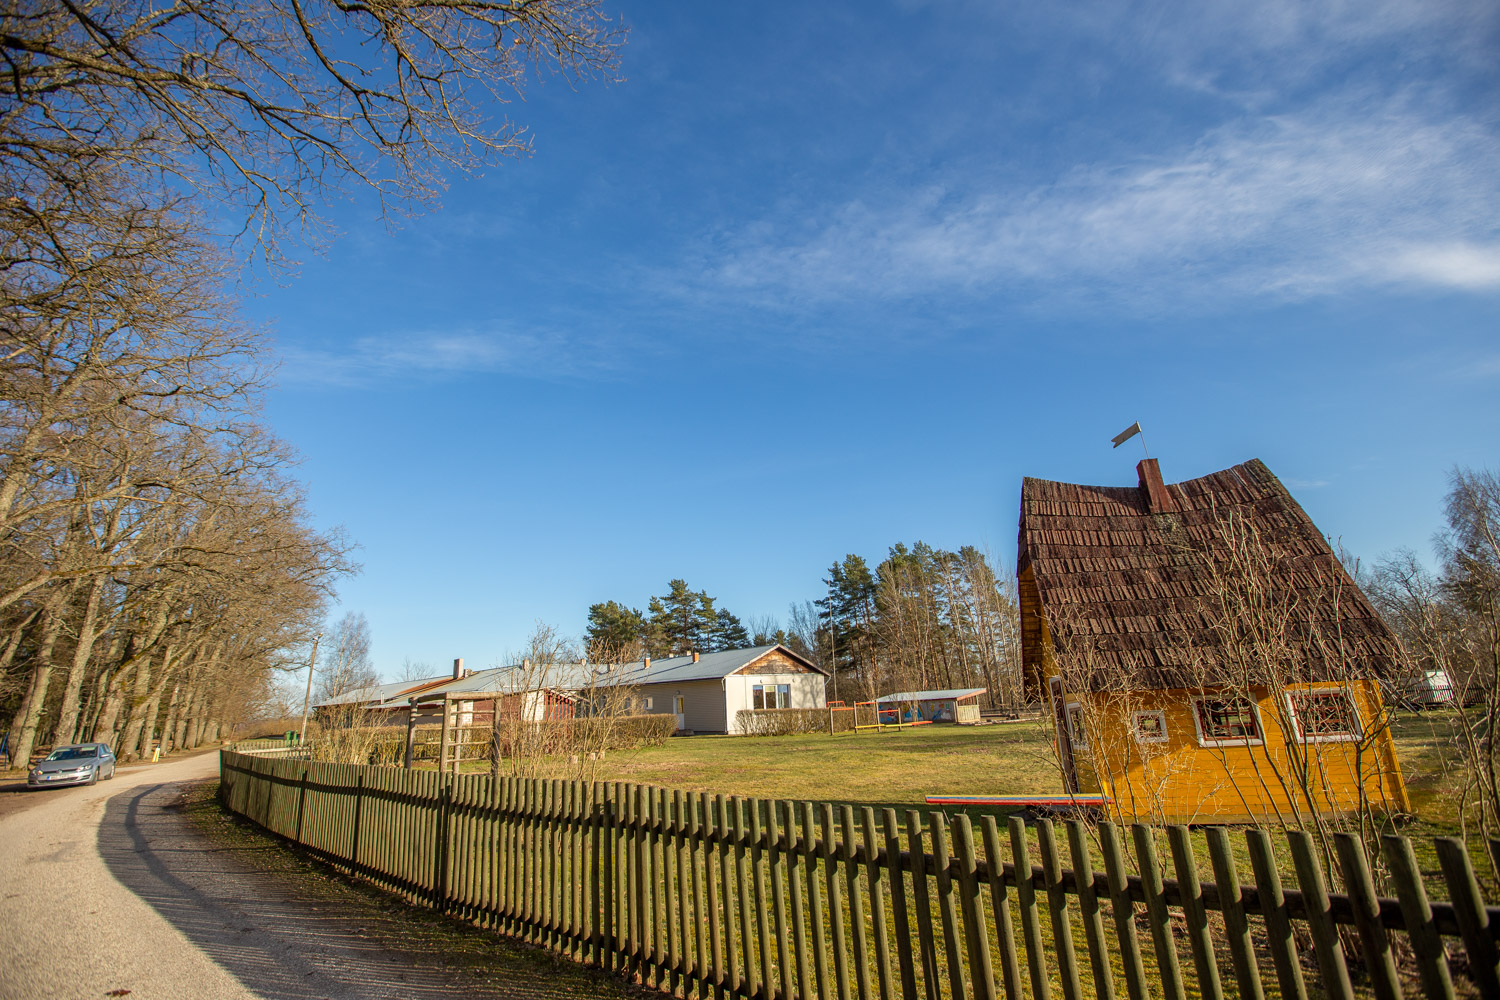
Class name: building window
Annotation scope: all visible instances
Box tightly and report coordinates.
[643,696,653,711]
[1192,695,1263,746]
[1065,703,1088,749]
[753,684,792,710]
[1132,710,1169,744]
[1287,687,1361,742]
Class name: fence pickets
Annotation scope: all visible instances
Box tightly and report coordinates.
[219,750,1498,1000]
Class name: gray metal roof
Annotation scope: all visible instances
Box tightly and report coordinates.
[412,661,602,700]
[315,676,451,709]
[345,645,825,705]
[601,644,827,686]
[877,688,986,703]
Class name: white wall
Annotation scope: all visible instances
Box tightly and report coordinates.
[725,673,828,734]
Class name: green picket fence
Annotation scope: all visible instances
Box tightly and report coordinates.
[218,750,1497,1000]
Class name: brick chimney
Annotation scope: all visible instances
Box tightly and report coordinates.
[1137,459,1175,513]
[692,651,700,663]
[452,657,464,680]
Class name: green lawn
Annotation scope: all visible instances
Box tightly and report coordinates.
[596,719,1066,806]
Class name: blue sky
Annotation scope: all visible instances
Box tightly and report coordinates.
[246,1,1500,677]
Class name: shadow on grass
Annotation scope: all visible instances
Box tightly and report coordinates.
[98,779,646,1000]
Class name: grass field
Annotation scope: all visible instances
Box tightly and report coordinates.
[594,720,1060,806]
[592,709,1493,893]
[595,712,1465,811]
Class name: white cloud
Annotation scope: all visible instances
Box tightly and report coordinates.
[278,327,621,387]
[684,93,1500,311]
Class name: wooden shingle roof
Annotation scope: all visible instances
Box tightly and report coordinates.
[1017,458,1399,691]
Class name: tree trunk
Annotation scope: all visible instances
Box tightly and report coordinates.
[174,682,197,750]
[116,649,159,760]
[159,679,183,751]
[50,575,107,745]
[9,589,70,764]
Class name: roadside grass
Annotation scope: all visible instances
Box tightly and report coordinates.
[182,780,651,1000]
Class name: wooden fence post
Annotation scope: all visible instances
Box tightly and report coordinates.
[1008,816,1051,1000]
[1065,820,1114,1000]
[1381,835,1455,1000]
[1286,830,1354,1000]
[1166,825,1222,1000]
[1203,826,1263,1000]
[1435,837,1500,997]
[1332,833,1400,1000]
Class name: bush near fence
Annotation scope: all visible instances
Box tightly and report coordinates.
[218,748,1499,1000]
[400,714,677,764]
[737,707,881,736]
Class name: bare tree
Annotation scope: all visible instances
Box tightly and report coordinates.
[1,0,625,259]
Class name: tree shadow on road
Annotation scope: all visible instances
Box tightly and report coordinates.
[99,779,645,1000]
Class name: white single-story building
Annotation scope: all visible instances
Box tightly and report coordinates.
[601,644,828,734]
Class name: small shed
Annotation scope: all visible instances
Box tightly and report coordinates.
[1018,457,1411,824]
[877,688,986,724]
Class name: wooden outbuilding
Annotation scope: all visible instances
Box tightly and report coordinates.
[1018,457,1411,823]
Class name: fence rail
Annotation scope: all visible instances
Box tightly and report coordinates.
[218,750,1498,1000]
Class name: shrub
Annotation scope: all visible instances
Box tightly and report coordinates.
[738,707,833,736]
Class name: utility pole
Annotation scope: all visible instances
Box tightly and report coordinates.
[297,633,323,747]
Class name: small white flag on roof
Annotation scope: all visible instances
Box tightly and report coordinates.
[1111,421,1142,448]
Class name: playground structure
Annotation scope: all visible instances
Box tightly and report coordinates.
[826,700,926,734]
[876,687,986,725]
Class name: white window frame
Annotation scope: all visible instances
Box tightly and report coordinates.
[1065,702,1089,749]
[1284,685,1362,744]
[1131,709,1169,745]
[1190,693,1264,747]
[643,696,653,711]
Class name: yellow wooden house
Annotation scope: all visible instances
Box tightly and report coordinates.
[1017,458,1410,824]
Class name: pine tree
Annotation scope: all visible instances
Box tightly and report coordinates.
[710,609,750,651]
[647,579,719,655]
[585,601,647,654]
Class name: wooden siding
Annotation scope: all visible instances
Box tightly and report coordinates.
[738,648,819,675]
[1061,679,1410,824]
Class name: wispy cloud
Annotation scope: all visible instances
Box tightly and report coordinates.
[1284,477,1332,491]
[677,91,1500,312]
[277,327,625,387]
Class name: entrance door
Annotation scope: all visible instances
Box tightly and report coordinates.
[673,695,686,731]
[1048,676,1079,793]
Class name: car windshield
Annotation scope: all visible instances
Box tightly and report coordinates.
[45,747,97,760]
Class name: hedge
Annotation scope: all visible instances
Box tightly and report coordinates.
[735,705,884,736]
[351,713,677,765]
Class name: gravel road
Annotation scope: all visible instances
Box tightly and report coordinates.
[0,751,638,1000]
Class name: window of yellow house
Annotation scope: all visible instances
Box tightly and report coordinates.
[1131,709,1169,744]
[1286,687,1361,742]
[1191,694,1263,746]
[1065,703,1088,749]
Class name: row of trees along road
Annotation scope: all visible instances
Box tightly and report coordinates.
[0,1,624,761]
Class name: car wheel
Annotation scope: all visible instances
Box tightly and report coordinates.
[106,764,115,780]
[88,768,98,786]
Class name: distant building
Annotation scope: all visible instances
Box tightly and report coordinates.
[590,644,828,734]
[316,644,828,737]
[876,688,986,724]
[1018,457,1411,823]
